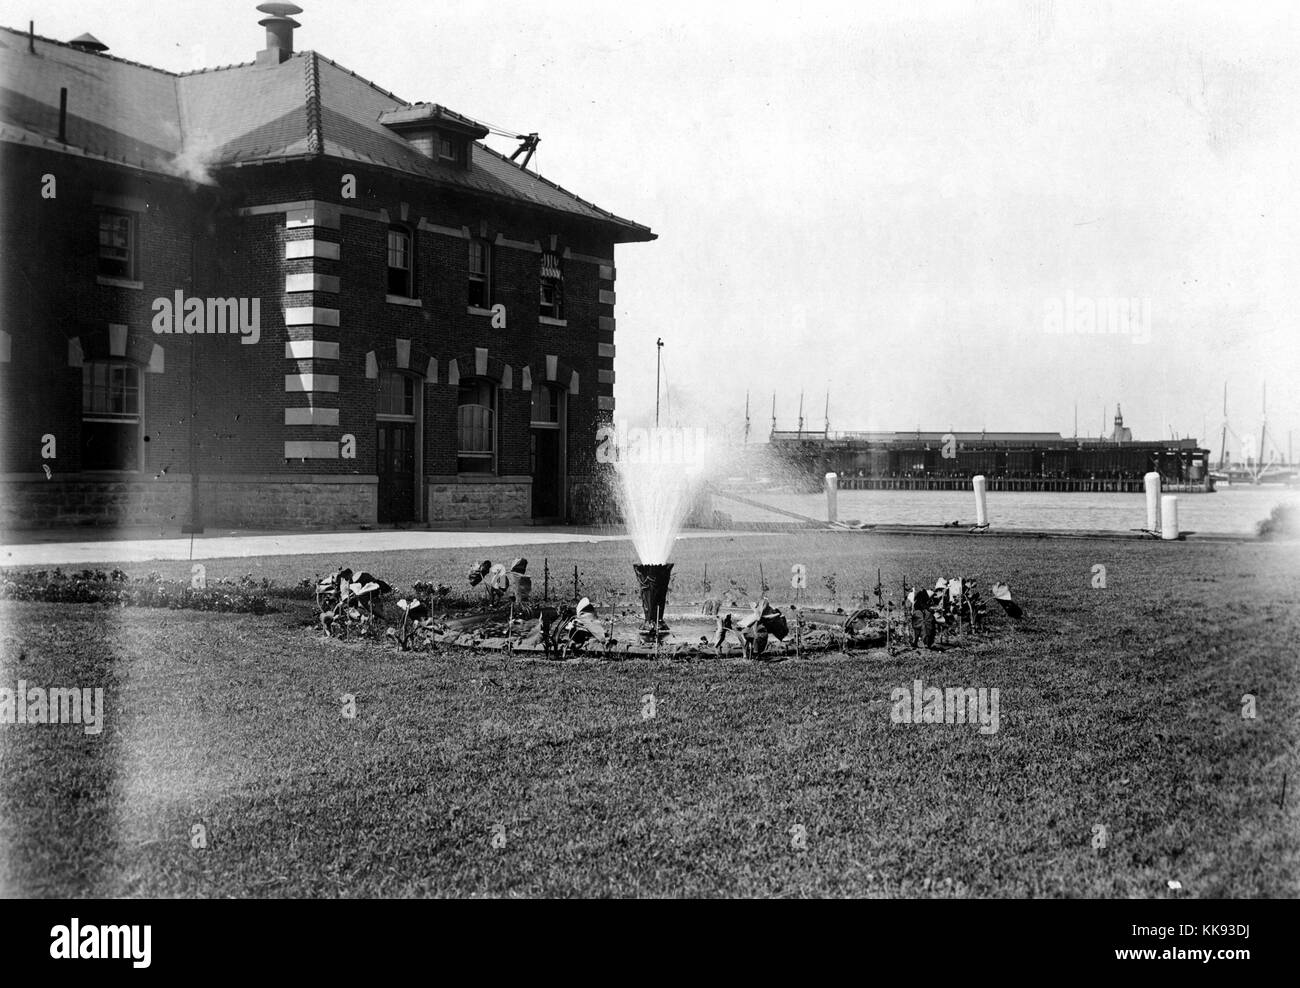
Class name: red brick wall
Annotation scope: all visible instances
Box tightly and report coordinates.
[1,145,631,527]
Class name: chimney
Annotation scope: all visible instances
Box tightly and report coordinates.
[69,33,109,53]
[255,2,302,67]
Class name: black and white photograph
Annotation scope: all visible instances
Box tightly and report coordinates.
[0,0,1295,937]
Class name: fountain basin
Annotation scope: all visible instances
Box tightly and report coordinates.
[426,607,884,658]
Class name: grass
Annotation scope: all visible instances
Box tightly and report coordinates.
[1,531,1297,897]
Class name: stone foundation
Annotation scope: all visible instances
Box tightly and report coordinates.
[426,478,531,524]
[196,477,375,528]
[0,478,189,530]
[0,475,376,531]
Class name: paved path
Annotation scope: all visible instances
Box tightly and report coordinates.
[0,528,744,567]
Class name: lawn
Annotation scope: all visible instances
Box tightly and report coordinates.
[0,531,1297,897]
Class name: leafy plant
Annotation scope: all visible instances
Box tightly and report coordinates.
[316,567,393,639]
[385,597,442,651]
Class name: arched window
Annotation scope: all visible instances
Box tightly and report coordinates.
[387,226,414,297]
[82,359,140,470]
[457,378,496,474]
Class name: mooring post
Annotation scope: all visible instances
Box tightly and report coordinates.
[825,472,838,524]
[1160,494,1179,540]
[1144,472,1161,532]
[973,474,988,527]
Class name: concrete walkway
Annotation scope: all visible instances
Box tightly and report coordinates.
[0,527,744,567]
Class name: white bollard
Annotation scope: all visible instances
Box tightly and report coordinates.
[1144,472,1161,532]
[1161,495,1179,540]
[973,474,988,526]
[825,472,838,524]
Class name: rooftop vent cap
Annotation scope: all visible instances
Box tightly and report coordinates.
[69,33,109,53]
[255,2,302,66]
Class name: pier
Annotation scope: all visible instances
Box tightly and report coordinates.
[829,476,1215,493]
[766,418,1216,494]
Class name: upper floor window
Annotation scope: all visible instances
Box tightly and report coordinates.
[457,378,496,474]
[387,226,414,297]
[82,360,140,471]
[468,239,491,309]
[439,137,461,162]
[98,210,136,280]
[540,251,563,319]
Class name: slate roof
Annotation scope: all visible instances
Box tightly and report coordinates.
[0,26,654,241]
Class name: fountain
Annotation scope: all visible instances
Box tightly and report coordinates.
[632,562,673,640]
[397,426,998,659]
[609,426,714,642]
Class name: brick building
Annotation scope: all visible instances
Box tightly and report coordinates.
[0,7,653,530]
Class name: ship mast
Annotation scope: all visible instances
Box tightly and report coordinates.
[1259,382,1268,472]
[1219,382,1228,469]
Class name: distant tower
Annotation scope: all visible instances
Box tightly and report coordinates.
[1110,404,1132,443]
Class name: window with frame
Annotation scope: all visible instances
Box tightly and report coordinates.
[467,239,491,309]
[539,251,563,319]
[387,226,414,296]
[98,210,136,279]
[439,136,461,162]
[81,360,141,470]
[378,371,415,418]
[457,378,496,474]
[530,381,564,426]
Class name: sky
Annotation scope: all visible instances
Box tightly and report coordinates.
[22,0,1300,457]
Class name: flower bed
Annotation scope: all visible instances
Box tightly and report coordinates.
[0,568,271,614]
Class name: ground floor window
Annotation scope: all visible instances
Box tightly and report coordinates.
[457,378,496,474]
[530,381,564,425]
[81,360,140,470]
[378,370,415,417]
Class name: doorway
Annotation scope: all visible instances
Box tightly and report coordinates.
[377,371,420,524]
[530,382,565,520]
[377,422,415,523]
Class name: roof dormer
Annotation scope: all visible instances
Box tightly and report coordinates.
[379,103,489,169]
